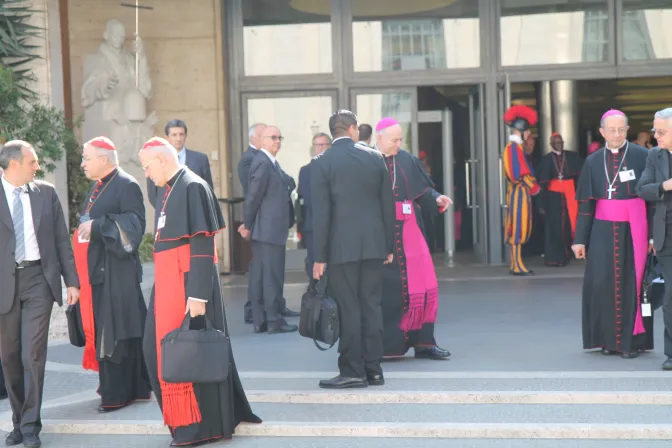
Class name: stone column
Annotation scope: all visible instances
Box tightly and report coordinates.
[537,80,579,154]
[537,81,553,156]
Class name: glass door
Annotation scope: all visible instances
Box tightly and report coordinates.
[350,88,418,154]
[466,84,489,265]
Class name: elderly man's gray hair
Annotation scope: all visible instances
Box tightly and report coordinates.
[248,123,265,139]
[312,132,332,144]
[654,108,672,122]
[0,140,32,170]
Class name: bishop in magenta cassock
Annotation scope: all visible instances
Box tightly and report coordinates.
[374,118,452,360]
[573,110,653,358]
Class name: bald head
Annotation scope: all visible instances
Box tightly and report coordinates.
[138,138,181,187]
[376,124,403,156]
[261,125,283,156]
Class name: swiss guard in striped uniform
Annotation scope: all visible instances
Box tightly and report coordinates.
[502,105,540,276]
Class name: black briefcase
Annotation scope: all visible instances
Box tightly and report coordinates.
[66,304,85,348]
[161,315,229,384]
[299,274,339,351]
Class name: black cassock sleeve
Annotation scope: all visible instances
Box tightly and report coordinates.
[186,234,215,302]
[574,160,595,247]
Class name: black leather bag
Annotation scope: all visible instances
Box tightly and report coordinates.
[299,274,339,351]
[643,253,665,311]
[66,304,85,348]
[161,315,229,384]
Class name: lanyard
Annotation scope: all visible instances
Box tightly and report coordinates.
[159,169,185,217]
[85,169,118,214]
[552,152,565,179]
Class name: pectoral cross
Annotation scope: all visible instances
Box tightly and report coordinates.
[558,174,564,180]
[607,186,616,200]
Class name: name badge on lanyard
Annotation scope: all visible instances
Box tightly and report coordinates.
[402,202,412,215]
[158,212,167,230]
[618,169,636,182]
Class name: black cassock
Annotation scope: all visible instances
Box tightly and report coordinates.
[575,143,654,353]
[82,168,150,408]
[382,150,440,356]
[143,168,260,446]
[537,151,583,266]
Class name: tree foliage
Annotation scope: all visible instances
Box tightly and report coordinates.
[0,0,41,96]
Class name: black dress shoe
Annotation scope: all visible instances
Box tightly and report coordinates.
[98,402,131,413]
[22,434,40,448]
[244,318,253,324]
[415,346,451,360]
[268,324,298,334]
[280,307,300,318]
[663,357,672,371]
[601,348,618,356]
[509,270,534,276]
[366,374,385,386]
[254,323,268,333]
[319,375,368,389]
[4,429,22,446]
[621,352,639,359]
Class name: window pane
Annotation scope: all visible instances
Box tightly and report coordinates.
[243,1,332,76]
[621,0,672,61]
[246,95,334,248]
[500,0,609,66]
[352,0,480,72]
[355,93,413,150]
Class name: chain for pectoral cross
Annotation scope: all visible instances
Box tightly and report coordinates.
[553,152,565,180]
[603,142,629,200]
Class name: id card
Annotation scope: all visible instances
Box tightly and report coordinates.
[642,302,652,317]
[618,169,636,182]
[157,214,166,230]
[402,203,412,215]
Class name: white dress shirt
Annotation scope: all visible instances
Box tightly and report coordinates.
[2,175,40,261]
[260,148,276,165]
[177,147,187,166]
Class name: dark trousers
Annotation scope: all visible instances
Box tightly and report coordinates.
[0,265,53,435]
[244,253,286,323]
[654,234,672,357]
[0,360,6,397]
[329,259,384,378]
[304,231,314,281]
[250,240,287,329]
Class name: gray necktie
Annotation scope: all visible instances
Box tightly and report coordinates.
[12,187,25,263]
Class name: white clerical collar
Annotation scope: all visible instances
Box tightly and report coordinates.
[332,136,351,144]
[552,150,562,156]
[260,148,276,164]
[606,142,626,154]
[509,134,523,144]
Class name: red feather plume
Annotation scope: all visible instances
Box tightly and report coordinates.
[503,105,538,126]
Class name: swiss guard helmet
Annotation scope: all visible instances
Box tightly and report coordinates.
[503,104,538,132]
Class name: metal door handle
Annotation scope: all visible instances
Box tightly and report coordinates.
[465,159,479,209]
[499,158,506,207]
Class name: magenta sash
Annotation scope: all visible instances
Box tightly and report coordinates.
[396,201,439,331]
[594,198,647,335]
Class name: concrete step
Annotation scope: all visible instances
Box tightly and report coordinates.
[23,398,672,440]
[12,434,672,448]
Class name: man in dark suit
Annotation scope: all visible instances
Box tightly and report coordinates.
[298,132,331,281]
[312,110,396,389]
[147,119,213,209]
[636,107,672,371]
[240,125,298,334]
[0,140,80,447]
[238,124,298,324]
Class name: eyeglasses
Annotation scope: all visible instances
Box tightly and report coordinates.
[142,156,157,171]
[81,156,102,163]
[265,135,284,142]
[313,143,330,148]
[652,128,667,137]
[603,127,628,135]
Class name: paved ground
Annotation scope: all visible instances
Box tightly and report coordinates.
[9,260,672,447]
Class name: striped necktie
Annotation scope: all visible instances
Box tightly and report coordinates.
[12,187,25,263]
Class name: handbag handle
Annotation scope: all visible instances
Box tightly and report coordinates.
[180,314,214,331]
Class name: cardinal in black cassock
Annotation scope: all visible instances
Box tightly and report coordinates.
[537,132,583,267]
[72,137,150,412]
[139,137,260,446]
[373,118,452,360]
[574,110,653,358]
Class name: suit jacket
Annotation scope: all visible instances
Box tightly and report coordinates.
[311,137,396,265]
[297,163,313,233]
[0,181,79,314]
[237,146,256,196]
[244,151,291,246]
[147,148,213,208]
[636,147,668,251]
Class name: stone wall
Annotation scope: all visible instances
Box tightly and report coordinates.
[66,0,231,270]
